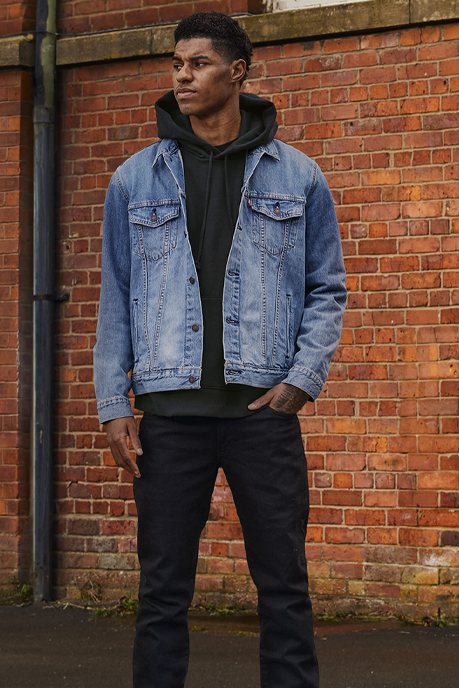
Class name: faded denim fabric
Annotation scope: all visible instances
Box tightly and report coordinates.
[94,138,347,423]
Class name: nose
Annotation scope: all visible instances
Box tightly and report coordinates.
[176,63,192,83]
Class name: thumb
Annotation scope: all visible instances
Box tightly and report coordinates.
[248,389,275,410]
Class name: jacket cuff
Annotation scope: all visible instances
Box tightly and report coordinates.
[282,366,324,402]
[97,396,134,424]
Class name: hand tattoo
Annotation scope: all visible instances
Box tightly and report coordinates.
[270,384,311,414]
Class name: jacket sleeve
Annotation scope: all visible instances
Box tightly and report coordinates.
[93,170,135,423]
[283,163,347,400]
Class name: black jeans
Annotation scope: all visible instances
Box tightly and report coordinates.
[133,407,319,688]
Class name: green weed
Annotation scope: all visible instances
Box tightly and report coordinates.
[205,603,237,616]
[0,578,33,605]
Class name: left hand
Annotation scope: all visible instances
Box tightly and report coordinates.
[248,382,311,415]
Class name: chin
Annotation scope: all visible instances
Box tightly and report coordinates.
[176,98,197,114]
[177,102,194,115]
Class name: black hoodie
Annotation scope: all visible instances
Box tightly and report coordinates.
[135,91,278,418]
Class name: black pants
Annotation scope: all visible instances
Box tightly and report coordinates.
[133,407,319,688]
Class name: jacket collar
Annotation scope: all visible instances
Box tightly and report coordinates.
[152,138,180,167]
[152,137,279,167]
[152,137,279,196]
[250,139,279,160]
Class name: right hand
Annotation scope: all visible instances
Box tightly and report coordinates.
[104,416,143,478]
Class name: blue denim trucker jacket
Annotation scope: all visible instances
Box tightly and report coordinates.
[94,137,347,424]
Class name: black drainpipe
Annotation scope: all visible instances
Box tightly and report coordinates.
[32,0,59,603]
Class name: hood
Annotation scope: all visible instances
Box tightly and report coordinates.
[155,90,278,157]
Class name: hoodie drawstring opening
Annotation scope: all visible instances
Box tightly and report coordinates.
[195,150,213,272]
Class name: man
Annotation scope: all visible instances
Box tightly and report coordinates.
[94,11,346,688]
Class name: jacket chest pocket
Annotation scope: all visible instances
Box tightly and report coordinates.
[129,201,180,261]
[249,195,304,256]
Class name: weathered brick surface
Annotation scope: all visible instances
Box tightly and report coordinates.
[0,0,35,35]
[1,11,458,617]
[49,23,459,616]
[57,0,260,35]
[0,68,33,586]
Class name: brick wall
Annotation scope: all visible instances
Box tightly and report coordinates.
[57,0,262,35]
[0,67,33,587]
[0,0,35,34]
[53,21,459,617]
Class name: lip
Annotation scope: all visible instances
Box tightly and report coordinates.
[176,89,197,98]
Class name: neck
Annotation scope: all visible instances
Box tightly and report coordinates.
[189,100,241,146]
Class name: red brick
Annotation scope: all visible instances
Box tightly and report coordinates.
[398,491,438,508]
[366,583,401,599]
[399,528,439,547]
[345,509,385,526]
[364,491,397,508]
[321,104,358,120]
[266,60,302,77]
[7,30,459,606]
[325,418,366,435]
[440,532,459,547]
[309,508,343,525]
[325,527,365,544]
[417,472,459,491]
[418,510,459,528]
[323,490,362,507]
[332,562,362,579]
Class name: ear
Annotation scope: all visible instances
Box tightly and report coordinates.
[231,59,247,85]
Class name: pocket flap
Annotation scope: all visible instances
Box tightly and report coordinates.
[128,201,180,228]
[249,196,304,221]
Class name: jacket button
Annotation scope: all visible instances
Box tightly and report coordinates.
[189,277,195,284]
[192,324,199,332]
[274,206,281,216]
[189,376,196,383]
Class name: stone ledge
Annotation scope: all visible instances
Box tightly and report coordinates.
[0,35,35,68]
[411,0,459,24]
[239,0,409,45]
[55,25,175,67]
[1,0,459,69]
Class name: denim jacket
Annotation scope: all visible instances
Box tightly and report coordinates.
[94,138,347,423]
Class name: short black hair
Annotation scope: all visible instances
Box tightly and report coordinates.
[174,12,252,82]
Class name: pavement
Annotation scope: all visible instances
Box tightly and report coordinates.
[1,604,458,688]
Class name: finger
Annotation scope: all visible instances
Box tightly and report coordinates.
[124,456,141,478]
[113,448,140,478]
[127,419,143,456]
[248,389,275,410]
[110,434,141,478]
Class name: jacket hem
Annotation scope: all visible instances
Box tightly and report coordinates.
[282,366,325,401]
[132,368,202,394]
[97,397,134,424]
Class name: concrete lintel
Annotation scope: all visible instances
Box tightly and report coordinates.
[240,0,410,45]
[411,0,459,24]
[0,35,35,69]
[56,24,177,66]
[56,27,154,66]
[150,25,176,56]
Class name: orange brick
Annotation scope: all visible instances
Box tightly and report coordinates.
[332,562,362,579]
[417,472,459,491]
[325,527,365,544]
[399,528,439,547]
[7,33,459,608]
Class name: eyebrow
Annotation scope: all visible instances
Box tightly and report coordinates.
[172,54,210,61]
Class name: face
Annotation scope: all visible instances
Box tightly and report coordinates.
[172,38,245,118]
